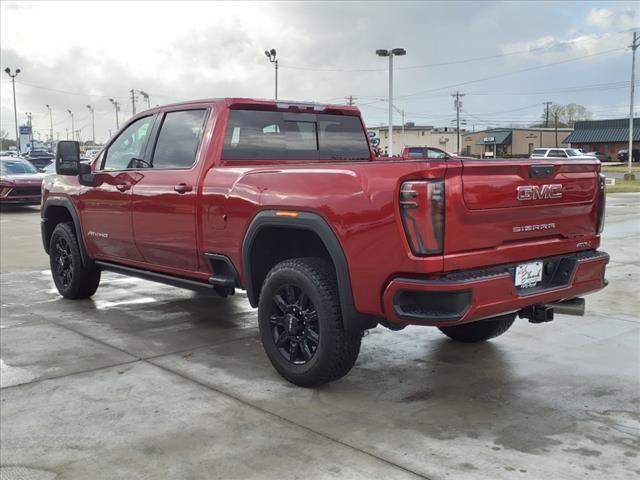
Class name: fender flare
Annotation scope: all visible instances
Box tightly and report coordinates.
[41,196,92,266]
[242,210,379,331]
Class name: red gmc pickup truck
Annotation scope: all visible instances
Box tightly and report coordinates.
[42,98,609,387]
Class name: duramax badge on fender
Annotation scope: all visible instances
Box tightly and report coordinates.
[41,98,609,387]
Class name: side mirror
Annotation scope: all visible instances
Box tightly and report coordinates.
[56,141,80,175]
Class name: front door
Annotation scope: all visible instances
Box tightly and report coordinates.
[80,115,156,261]
[131,109,208,272]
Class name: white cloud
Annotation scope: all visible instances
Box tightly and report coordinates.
[586,7,637,29]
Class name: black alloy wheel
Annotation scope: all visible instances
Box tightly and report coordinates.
[269,284,320,365]
[53,236,74,288]
[257,258,363,387]
[49,222,101,299]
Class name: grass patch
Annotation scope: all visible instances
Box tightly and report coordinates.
[601,163,639,174]
[606,179,640,193]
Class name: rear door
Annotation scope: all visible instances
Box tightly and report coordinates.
[130,108,208,272]
[445,159,600,255]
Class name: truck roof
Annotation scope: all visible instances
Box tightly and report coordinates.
[137,97,361,116]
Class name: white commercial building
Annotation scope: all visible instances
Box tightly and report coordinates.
[367,124,462,156]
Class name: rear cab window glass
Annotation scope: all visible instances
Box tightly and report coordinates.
[151,109,207,169]
[221,110,370,161]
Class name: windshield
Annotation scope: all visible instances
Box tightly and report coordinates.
[566,149,583,157]
[0,159,39,175]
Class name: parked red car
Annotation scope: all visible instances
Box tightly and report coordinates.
[0,156,44,205]
[41,98,609,386]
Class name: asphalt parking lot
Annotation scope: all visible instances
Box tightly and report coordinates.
[1,194,639,480]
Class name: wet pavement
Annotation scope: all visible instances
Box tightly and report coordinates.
[1,196,639,479]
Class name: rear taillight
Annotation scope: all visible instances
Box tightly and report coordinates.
[596,173,606,234]
[400,180,444,255]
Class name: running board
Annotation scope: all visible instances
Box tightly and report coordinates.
[94,261,221,295]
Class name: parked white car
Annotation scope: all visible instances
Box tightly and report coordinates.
[530,148,596,159]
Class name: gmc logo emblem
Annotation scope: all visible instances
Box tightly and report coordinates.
[516,184,563,201]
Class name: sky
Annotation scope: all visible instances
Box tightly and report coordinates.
[0,0,638,144]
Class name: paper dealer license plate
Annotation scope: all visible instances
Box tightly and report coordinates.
[514,261,543,288]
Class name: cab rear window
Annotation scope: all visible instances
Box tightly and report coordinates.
[222,110,371,161]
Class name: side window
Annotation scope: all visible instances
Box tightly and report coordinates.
[550,149,567,157]
[151,110,207,169]
[101,116,155,171]
[426,148,446,159]
[407,147,425,158]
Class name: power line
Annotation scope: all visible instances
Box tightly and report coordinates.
[12,81,128,99]
[396,47,626,99]
[279,31,628,73]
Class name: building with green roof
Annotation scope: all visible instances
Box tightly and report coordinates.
[564,118,639,160]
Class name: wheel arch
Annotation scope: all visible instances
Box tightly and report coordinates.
[42,197,92,266]
[242,210,379,331]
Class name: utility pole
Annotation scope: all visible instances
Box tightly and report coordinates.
[4,68,21,152]
[130,89,137,116]
[543,101,552,128]
[109,98,120,129]
[452,91,465,154]
[45,105,53,148]
[555,111,559,147]
[86,105,95,143]
[627,31,639,180]
[376,48,406,156]
[264,49,278,99]
[345,95,357,106]
[67,110,74,143]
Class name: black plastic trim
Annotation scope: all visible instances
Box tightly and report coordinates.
[392,288,472,322]
[242,210,379,331]
[41,196,91,266]
[205,253,242,288]
[529,164,554,179]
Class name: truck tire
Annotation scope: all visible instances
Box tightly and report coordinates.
[49,222,101,299]
[438,313,516,343]
[258,257,362,387]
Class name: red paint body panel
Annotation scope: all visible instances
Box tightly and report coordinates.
[41,97,609,326]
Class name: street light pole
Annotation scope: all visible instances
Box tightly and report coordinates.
[67,110,74,142]
[4,67,21,152]
[25,112,33,150]
[264,49,278,100]
[45,104,53,148]
[86,105,95,143]
[109,98,120,130]
[140,91,150,109]
[376,48,406,156]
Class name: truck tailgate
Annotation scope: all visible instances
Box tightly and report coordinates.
[445,159,601,257]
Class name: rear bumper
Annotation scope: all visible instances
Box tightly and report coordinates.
[383,250,609,327]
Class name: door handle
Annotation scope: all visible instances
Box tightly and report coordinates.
[115,182,131,192]
[174,183,193,194]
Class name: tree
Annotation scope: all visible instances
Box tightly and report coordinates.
[534,103,592,128]
[563,103,592,126]
[0,129,17,150]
